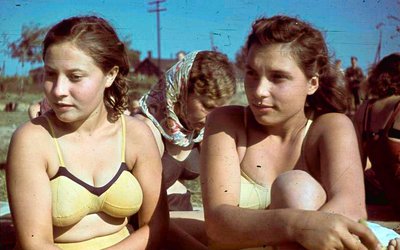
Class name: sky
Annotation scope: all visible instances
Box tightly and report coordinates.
[0,0,399,76]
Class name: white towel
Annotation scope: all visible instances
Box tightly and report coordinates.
[367,221,400,246]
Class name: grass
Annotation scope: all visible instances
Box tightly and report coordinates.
[0,91,42,201]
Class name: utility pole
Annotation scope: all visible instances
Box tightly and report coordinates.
[209,32,220,51]
[374,22,384,64]
[148,0,166,72]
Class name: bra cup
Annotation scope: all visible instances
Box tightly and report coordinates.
[101,172,143,218]
[239,175,270,210]
[51,170,143,227]
[52,177,93,227]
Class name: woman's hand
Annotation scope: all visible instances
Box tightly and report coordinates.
[293,211,381,250]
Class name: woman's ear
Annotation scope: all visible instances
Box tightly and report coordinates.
[307,76,319,95]
[105,66,119,88]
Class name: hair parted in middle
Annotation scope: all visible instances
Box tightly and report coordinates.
[43,15,130,121]
[245,15,347,115]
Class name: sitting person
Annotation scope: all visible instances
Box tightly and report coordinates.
[353,53,400,219]
[6,15,168,249]
[28,98,51,119]
[201,15,399,249]
[135,50,236,249]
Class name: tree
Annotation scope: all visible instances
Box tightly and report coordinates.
[235,45,246,73]
[8,23,48,94]
[121,35,141,70]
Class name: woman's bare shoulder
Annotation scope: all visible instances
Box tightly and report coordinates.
[308,113,356,140]
[123,114,156,139]
[11,115,51,143]
[313,112,353,128]
[7,116,53,173]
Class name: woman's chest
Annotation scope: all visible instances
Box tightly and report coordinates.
[239,139,305,186]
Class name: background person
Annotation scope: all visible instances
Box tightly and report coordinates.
[6,15,168,249]
[353,52,400,219]
[135,50,236,249]
[345,56,365,112]
[28,98,51,119]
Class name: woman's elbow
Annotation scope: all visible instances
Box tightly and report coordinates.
[204,208,234,247]
[16,238,56,250]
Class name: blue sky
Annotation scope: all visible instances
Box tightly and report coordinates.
[0,0,399,76]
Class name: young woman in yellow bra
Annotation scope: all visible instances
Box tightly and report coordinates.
[200,15,397,250]
[6,16,168,249]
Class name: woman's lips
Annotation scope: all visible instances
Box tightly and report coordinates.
[54,102,74,111]
[252,103,274,112]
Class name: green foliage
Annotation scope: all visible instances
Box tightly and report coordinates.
[235,45,246,72]
[8,24,48,66]
[127,74,158,101]
[0,170,6,201]
[0,92,40,201]
[121,35,141,69]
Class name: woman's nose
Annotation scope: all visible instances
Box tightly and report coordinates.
[254,76,272,98]
[52,76,69,97]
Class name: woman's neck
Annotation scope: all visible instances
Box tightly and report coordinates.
[252,110,309,143]
[55,103,112,136]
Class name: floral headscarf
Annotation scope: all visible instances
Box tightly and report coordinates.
[139,51,202,147]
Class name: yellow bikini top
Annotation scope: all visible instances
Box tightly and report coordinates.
[239,109,313,210]
[46,116,143,227]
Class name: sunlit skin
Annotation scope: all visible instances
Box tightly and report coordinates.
[184,94,226,132]
[43,42,114,129]
[6,38,167,248]
[245,43,317,129]
[200,42,379,250]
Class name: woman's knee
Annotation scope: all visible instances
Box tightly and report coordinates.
[270,170,326,210]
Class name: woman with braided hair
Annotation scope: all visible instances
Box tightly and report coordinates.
[7,15,168,249]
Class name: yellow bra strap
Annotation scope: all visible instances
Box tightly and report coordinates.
[303,118,313,139]
[44,116,65,167]
[121,115,126,162]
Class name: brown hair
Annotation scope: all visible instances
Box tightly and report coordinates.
[188,51,236,106]
[43,15,129,121]
[367,53,400,99]
[245,15,347,115]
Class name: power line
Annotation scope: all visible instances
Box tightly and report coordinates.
[148,0,166,72]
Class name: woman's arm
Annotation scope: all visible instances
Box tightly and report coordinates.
[6,122,60,250]
[134,114,165,156]
[309,113,367,220]
[201,108,379,250]
[200,107,296,248]
[108,117,168,249]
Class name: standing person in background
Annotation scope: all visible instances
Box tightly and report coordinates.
[335,59,345,78]
[334,59,346,87]
[353,52,400,219]
[7,15,168,249]
[345,56,365,112]
[200,15,394,249]
[135,50,236,249]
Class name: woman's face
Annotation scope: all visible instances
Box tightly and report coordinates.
[245,43,317,126]
[43,42,113,123]
[185,94,226,132]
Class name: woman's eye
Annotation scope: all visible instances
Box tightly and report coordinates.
[69,75,83,82]
[245,69,258,77]
[271,74,287,82]
[44,70,56,78]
